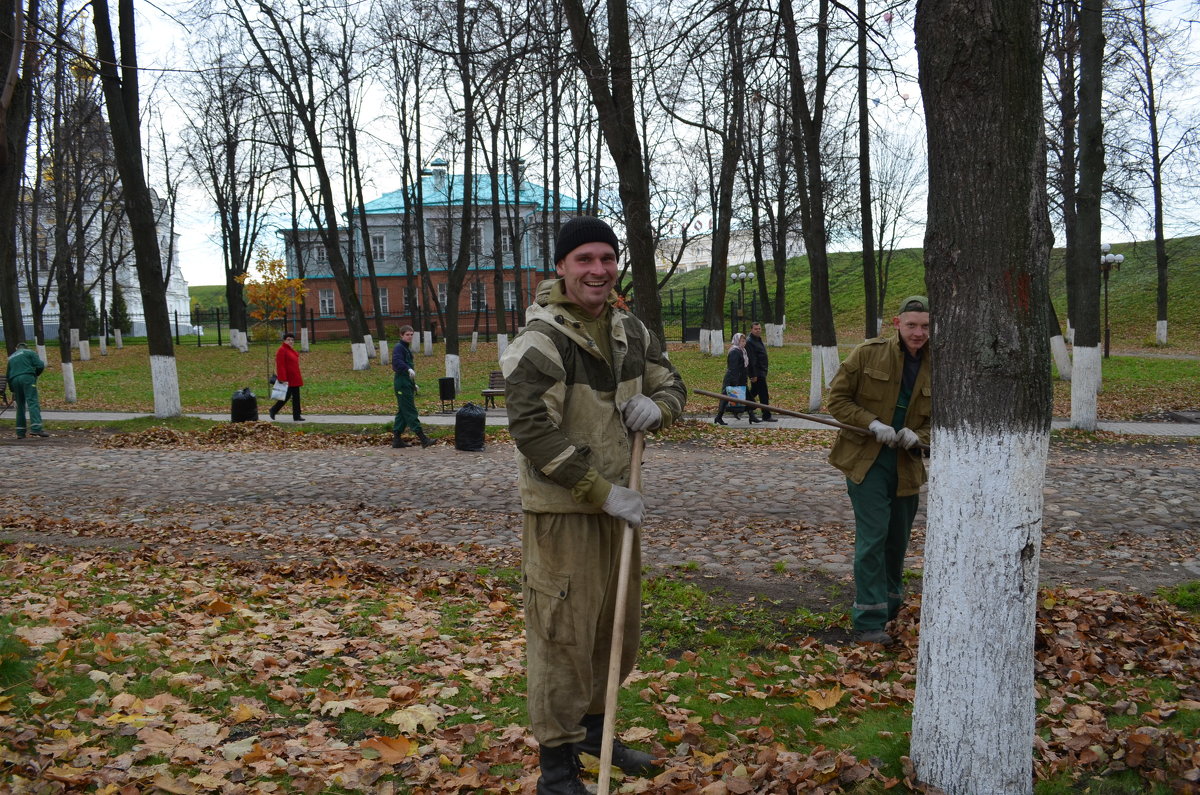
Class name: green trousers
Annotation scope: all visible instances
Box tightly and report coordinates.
[392,374,423,434]
[846,446,919,632]
[10,375,43,437]
[522,511,641,746]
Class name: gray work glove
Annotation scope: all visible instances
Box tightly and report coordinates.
[407,368,416,379]
[896,428,921,449]
[869,420,898,447]
[602,485,645,528]
[621,394,662,432]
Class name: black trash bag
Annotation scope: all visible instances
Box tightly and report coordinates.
[231,387,259,422]
[454,402,487,451]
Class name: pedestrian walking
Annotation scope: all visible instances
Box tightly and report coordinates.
[390,326,433,449]
[746,322,776,422]
[269,332,305,422]
[5,342,49,438]
[714,332,758,424]
[502,216,687,793]
[827,295,931,646]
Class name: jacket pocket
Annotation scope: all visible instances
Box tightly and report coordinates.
[523,561,575,647]
[860,367,892,401]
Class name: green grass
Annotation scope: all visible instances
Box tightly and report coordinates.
[1157,581,1200,613]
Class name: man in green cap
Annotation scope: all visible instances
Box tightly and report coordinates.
[5,342,49,438]
[827,295,931,645]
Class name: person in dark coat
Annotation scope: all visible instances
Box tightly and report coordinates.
[269,332,305,421]
[390,326,433,448]
[5,342,49,438]
[746,322,776,422]
[714,332,759,424]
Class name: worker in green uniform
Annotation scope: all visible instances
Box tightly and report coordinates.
[6,342,49,439]
[503,216,687,793]
[827,296,931,645]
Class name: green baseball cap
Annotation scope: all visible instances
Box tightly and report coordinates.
[898,295,929,314]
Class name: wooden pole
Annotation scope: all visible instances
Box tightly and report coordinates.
[597,431,645,795]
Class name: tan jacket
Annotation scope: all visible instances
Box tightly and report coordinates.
[827,336,931,496]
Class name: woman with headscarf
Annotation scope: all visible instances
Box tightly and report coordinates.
[714,332,760,424]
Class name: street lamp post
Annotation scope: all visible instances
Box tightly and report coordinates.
[729,264,755,334]
[1100,243,1124,359]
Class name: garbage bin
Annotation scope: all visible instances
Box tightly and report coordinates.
[454,402,486,451]
[438,376,457,412]
[231,387,258,422]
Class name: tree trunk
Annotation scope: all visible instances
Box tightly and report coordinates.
[92,0,180,416]
[856,0,877,339]
[1136,2,1168,345]
[911,1,1052,793]
[1068,0,1104,430]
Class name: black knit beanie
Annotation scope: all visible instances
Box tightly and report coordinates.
[553,216,620,263]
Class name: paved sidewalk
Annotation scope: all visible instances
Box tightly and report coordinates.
[31,408,1200,437]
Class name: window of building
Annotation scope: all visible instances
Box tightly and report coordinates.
[371,234,385,261]
[503,281,516,311]
[314,245,328,263]
[404,287,419,313]
[471,226,482,255]
[378,288,389,315]
[500,231,512,254]
[470,281,488,311]
[319,288,335,316]
[433,225,451,254]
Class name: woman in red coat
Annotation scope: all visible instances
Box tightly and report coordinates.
[270,332,305,421]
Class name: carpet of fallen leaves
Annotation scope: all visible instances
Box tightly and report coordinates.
[1,531,1197,794]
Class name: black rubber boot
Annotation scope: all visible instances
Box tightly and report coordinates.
[391,429,409,448]
[415,428,435,448]
[576,713,656,777]
[536,743,588,795]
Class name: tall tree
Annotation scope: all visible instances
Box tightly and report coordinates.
[1068,0,1104,430]
[911,0,1052,792]
[855,0,877,339]
[561,0,666,344]
[91,0,181,416]
[0,0,39,352]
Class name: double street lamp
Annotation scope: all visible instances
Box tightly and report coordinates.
[729,264,755,334]
[1100,243,1124,359]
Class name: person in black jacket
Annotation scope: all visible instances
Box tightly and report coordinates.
[746,322,777,422]
[714,333,759,424]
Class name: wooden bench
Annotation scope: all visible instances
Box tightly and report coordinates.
[481,370,505,409]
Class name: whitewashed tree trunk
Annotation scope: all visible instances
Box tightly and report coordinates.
[36,344,47,362]
[497,333,508,361]
[228,329,239,350]
[379,340,389,361]
[79,340,91,361]
[1156,319,1167,345]
[62,362,76,403]
[69,328,79,349]
[807,344,838,412]
[445,353,461,391]
[912,427,1047,794]
[1065,321,1074,344]
[300,327,310,352]
[1069,345,1101,430]
[364,334,375,357]
[765,323,784,347]
[351,342,369,370]
[150,355,182,418]
[422,330,433,356]
[99,336,107,356]
[114,330,123,349]
[471,331,479,352]
[704,328,725,356]
[1050,334,1071,380]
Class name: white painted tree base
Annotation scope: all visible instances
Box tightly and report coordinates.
[702,328,725,356]
[445,354,461,392]
[808,344,839,412]
[99,337,107,356]
[114,330,123,349]
[150,355,182,418]
[1156,320,1167,346]
[62,362,77,403]
[1069,345,1101,430]
[300,328,310,352]
[766,323,784,347]
[422,331,433,356]
[1050,335,1071,381]
[497,334,509,361]
[912,425,1048,794]
[351,342,369,371]
[471,331,478,353]
[36,344,47,362]
[379,340,389,361]
[79,341,91,361]
[364,334,375,358]
[70,328,79,349]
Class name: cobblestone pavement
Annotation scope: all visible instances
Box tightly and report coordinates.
[2,434,1197,595]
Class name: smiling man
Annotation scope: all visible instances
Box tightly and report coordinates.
[501,216,686,793]
[827,295,932,646]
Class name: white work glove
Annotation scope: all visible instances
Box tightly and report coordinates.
[621,394,662,432]
[407,368,416,379]
[869,420,898,447]
[602,485,645,528]
[896,428,921,449]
